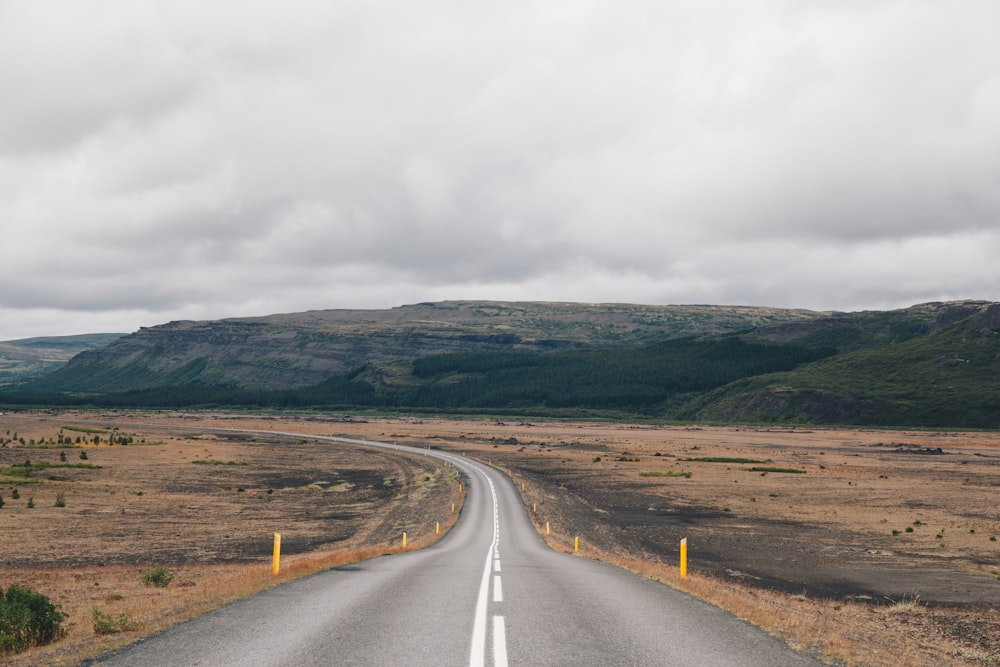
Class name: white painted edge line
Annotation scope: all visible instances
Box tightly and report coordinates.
[493,616,508,667]
[82,425,508,666]
[469,469,498,667]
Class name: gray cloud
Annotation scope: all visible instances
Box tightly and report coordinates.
[2,0,999,340]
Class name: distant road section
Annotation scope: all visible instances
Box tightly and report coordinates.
[96,431,818,666]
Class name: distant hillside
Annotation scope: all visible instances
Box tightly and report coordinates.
[680,302,1000,428]
[22,301,821,393]
[7,300,1000,428]
[0,333,125,385]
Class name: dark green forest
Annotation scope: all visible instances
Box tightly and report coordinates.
[4,301,999,428]
[0,336,833,417]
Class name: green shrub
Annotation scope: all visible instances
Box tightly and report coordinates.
[141,566,174,588]
[54,492,66,508]
[92,607,139,635]
[639,470,692,478]
[683,457,763,464]
[0,584,67,654]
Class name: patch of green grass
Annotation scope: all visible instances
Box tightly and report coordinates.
[682,457,764,464]
[639,470,692,478]
[746,466,805,474]
[61,425,106,434]
[92,607,140,635]
[191,460,248,466]
[0,462,103,482]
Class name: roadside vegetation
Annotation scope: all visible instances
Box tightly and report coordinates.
[5,316,1000,429]
[0,585,67,656]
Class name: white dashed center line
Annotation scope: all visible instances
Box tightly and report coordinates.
[493,616,508,667]
[470,468,508,667]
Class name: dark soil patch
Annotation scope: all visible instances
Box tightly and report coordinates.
[505,453,1000,608]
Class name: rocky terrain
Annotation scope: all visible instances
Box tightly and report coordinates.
[8,300,1000,428]
[18,301,823,392]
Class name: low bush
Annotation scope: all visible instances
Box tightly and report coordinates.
[683,457,764,464]
[639,470,692,478]
[141,566,174,588]
[92,607,140,635]
[0,584,67,654]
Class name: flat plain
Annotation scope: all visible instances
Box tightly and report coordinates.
[2,411,999,665]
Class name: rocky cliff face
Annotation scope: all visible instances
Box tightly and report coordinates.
[28,301,823,392]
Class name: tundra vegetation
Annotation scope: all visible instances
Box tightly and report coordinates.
[4,300,999,429]
[1,413,998,665]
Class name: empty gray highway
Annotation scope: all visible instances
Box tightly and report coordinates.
[95,431,818,666]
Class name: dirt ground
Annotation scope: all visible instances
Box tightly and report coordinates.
[0,411,463,665]
[3,410,1000,664]
[332,417,1000,606]
[1,413,457,569]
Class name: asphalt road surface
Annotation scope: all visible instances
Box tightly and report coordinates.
[94,432,819,666]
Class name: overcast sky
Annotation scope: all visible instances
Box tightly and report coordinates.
[2,0,999,340]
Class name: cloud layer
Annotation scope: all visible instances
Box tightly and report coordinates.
[2,0,999,339]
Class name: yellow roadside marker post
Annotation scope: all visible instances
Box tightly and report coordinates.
[272,533,281,575]
[403,532,407,548]
[680,537,688,579]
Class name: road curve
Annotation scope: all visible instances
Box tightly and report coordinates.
[94,430,819,666]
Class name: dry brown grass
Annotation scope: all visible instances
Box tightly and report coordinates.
[514,480,999,666]
[553,547,989,666]
[4,496,464,667]
[1,412,465,666]
[4,412,999,666]
[444,419,1000,666]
